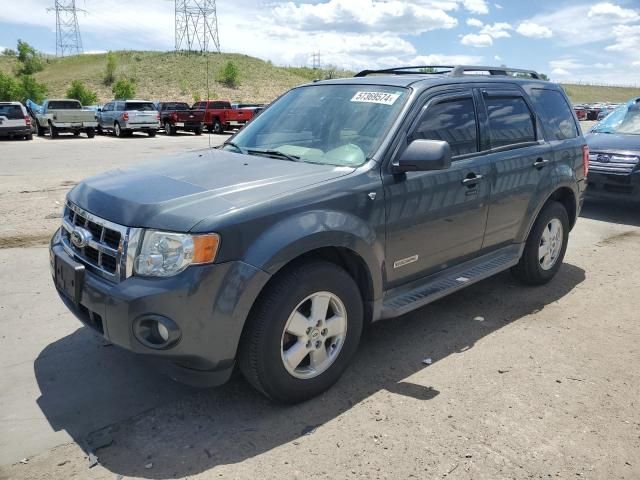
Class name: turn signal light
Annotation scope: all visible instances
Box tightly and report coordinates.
[192,234,220,264]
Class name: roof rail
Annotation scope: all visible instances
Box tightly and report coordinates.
[354,65,542,80]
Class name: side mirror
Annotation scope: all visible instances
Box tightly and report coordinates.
[393,139,452,173]
[97,108,102,112]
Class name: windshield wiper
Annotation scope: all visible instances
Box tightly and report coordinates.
[247,148,301,162]
[223,141,248,154]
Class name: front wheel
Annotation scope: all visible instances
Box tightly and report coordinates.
[512,201,569,285]
[86,127,95,138]
[239,261,363,403]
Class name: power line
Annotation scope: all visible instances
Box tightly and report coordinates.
[311,51,321,69]
[51,0,84,56]
[175,0,221,53]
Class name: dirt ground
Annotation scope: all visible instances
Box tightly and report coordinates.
[1,123,639,480]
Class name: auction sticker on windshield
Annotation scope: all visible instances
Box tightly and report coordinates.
[351,91,401,105]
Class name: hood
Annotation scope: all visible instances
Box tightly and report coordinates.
[68,148,354,231]
[585,132,640,153]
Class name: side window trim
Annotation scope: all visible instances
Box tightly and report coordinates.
[479,89,541,150]
[407,92,481,161]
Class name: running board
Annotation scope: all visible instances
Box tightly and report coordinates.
[380,245,521,319]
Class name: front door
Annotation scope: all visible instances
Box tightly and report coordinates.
[383,91,492,287]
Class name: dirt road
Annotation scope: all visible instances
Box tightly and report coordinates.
[1,123,639,480]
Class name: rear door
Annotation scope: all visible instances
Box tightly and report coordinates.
[476,86,554,249]
[0,104,26,130]
[383,89,492,287]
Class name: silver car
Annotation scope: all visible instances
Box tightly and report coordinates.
[97,100,160,138]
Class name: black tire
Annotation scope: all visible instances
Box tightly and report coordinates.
[164,121,174,135]
[239,261,363,403]
[37,124,45,136]
[511,201,570,285]
[96,125,103,135]
[24,134,33,140]
[49,123,58,138]
[212,119,223,134]
[86,128,95,138]
[194,127,202,136]
[147,130,156,137]
[114,122,123,138]
[73,130,80,137]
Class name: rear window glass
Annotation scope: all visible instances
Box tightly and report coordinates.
[125,102,156,111]
[163,102,190,111]
[48,100,81,110]
[411,97,478,157]
[485,96,535,148]
[528,89,578,140]
[0,105,23,119]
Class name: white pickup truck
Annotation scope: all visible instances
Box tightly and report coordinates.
[33,99,98,138]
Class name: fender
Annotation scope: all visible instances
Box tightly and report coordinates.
[242,210,385,301]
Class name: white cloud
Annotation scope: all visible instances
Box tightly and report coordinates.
[494,3,502,9]
[466,18,483,27]
[480,22,512,38]
[604,24,640,52]
[494,54,501,61]
[271,0,458,35]
[551,68,570,77]
[460,33,493,47]
[462,0,489,15]
[412,53,484,65]
[588,3,639,20]
[516,22,552,38]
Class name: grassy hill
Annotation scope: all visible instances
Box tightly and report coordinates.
[2,51,640,105]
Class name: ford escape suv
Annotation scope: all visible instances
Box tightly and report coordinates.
[50,65,587,403]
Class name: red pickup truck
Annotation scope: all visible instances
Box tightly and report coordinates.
[156,102,205,135]
[192,100,256,134]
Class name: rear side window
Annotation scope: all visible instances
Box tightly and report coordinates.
[485,96,535,148]
[0,105,23,119]
[411,97,478,157]
[125,102,156,111]
[528,89,578,140]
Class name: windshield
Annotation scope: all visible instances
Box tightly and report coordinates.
[592,100,640,135]
[48,100,81,110]
[224,84,408,167]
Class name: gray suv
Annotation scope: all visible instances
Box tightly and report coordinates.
[97,99,160,137]
[50,65,587,403]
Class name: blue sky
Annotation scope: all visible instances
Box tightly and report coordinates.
[1,0,639,85]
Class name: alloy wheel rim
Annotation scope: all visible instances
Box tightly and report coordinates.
[280,291,347,380]
[539,218,563,270]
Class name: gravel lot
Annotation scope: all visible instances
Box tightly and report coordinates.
[1,122,639,480]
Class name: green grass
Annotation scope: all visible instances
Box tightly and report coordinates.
[3,51,640,105]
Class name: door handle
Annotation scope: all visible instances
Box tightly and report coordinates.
[461,174,484,187]
[533,158,550,169]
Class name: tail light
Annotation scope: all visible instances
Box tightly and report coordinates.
[170,112,177,122]
[24,115,31,126]
[122,112,129,121]
[582,145,589,177]
[157,112,161,121]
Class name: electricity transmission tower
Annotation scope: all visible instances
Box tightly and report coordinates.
[52,0,84,56]
[175,0,221,53]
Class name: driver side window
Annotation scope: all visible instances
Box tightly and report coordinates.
[410,97,479,158]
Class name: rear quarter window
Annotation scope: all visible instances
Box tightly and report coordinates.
[528,88,579,140]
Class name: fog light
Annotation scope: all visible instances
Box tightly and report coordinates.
[133,315,181,349]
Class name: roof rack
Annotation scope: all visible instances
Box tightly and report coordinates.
[354,65,541,80]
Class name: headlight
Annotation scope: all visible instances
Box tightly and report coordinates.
[134,230,220,277]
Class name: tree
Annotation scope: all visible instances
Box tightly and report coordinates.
[14,39,44,75]
[103,52,117,85]
[66,80,98,106]
[0,72,21,101]
[18,75,47,103]
[112,78,135,99]
[216,61,240,88]
[2,48,17,57]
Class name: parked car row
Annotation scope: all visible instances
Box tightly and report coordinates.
[573,102,622,121]
[2,98,265,140]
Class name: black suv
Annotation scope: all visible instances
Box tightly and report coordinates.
[50,65,587,403]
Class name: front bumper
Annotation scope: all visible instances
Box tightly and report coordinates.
[586,171,640,202]
[50,229,270,386]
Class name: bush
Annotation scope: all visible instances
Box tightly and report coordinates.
[103,52,117,85]
[0,72,21,101]
[66,80,98,106]
[18,75,47,103]
[14,40,44,75]
[111,78,135,99]
[192,91,201,104]
[2,48,17,57]
[216,61,240,88]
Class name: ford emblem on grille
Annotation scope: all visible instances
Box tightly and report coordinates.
[70,226,92,249]
[596,154,610,163]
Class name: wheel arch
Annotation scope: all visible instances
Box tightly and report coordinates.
[521,185,578,243]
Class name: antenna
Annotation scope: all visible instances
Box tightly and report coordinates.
[50,1,84,57]
[175,0,221,53]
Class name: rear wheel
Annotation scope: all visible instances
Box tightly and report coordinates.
[86,127,95,138]
[512,201,569,285]
[114,122,123,138]
[73,130,80,137]
[212,119,223,134]
[147,130,156,137]
[194,127,202,136]
[164,121,174,135]
[48,123,58,138]
[239,261,363,403]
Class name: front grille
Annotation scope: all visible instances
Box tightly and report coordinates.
[589,152,639,175]
[60,202,140,282]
